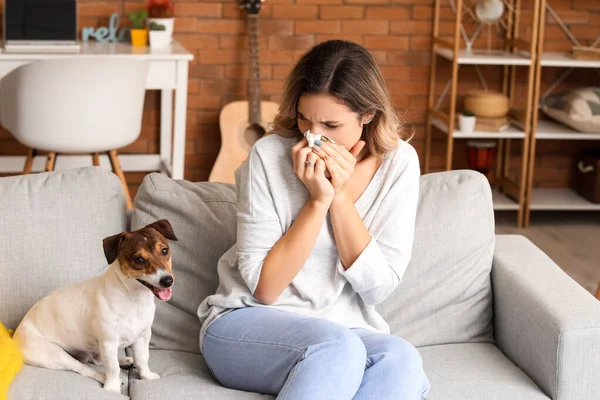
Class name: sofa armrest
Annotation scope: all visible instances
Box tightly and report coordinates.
[492,235,600,400]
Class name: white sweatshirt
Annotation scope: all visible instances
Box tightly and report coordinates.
[197,133,420,352]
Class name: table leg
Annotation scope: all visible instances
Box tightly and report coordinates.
[160,89,173,173]
[172,61,189,180]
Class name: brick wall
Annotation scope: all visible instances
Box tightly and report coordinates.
[0,0,598,196]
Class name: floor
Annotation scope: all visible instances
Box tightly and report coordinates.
[495,211,600,295]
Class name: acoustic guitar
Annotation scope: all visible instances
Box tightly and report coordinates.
[208,0,280,184]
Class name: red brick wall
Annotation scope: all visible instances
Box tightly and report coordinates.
[0,0,598,196]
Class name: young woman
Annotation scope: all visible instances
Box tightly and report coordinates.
[197,40,430,399]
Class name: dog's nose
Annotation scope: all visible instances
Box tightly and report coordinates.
[160,275,174,288]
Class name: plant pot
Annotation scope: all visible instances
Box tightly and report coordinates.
[147,17,174,40]
[149,31,171,48]
[130,29,148,47]
[458,114,476,134]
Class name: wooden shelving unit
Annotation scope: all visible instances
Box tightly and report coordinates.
[523,0,600,227]
[424,0,542,227]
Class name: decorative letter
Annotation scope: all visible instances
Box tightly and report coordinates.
[82,27,94,42]
[81,13,127,43]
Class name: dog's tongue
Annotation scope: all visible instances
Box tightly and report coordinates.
[153,287,172,301]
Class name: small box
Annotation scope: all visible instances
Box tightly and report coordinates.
[575,150,600,203]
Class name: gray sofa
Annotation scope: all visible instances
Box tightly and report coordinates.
[2,166,600,400]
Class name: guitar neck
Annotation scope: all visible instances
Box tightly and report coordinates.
[247,14,262,125]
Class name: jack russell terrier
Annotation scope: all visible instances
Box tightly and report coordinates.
[13,219,178,393]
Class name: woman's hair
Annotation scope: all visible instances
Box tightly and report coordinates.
[271,40,409,155]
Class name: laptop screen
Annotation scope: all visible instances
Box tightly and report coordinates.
[5,0,77,42]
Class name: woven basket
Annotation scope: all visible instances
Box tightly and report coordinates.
[464,90,510,118]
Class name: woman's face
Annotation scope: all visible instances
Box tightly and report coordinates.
[296,93,372,151]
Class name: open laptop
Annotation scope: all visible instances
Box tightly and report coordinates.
[3,0,80,53]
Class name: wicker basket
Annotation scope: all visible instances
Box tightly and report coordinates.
[575,150,600,203]
[464,90,510,118]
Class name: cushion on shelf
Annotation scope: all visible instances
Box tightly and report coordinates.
[541,87,600,133]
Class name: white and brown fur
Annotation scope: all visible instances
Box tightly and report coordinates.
[13,219,178,393]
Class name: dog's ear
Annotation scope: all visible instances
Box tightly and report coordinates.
[103,233,126,265]
[146,219,178,241]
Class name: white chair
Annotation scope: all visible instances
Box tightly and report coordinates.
[0,58,149,208]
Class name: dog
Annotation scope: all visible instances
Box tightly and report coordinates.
[13,219,178,393]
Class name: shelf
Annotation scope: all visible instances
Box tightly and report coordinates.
[529,188,600,211]
[535,120,600,140]
[493,189,520,211]
[435,48,532,66]
[540,52,600,68]
[432,118,527,139]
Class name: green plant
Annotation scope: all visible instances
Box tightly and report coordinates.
[128,10,148,29]
[462,109,475,117]
[149,21,166,31]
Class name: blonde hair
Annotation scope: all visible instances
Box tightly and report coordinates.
[271,40,409,156]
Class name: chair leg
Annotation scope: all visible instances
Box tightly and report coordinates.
[107,150,133,209]
[595,283,600,300]
[45,152,56,172]
[23,148,38,174]
[92,153,100,167]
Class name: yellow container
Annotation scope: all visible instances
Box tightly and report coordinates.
[130,29,148,47]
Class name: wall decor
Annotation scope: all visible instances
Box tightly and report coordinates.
[81,13,128,43]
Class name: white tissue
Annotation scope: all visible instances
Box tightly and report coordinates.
[304,130,322,148]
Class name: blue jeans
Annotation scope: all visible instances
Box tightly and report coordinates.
[202,307,431,399]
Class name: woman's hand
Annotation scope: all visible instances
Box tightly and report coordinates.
[292,138,335,206]
[313,140,366,199]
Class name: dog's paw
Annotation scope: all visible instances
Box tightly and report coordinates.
[103,379,122,393]
[140,371,160,380]
[92,371,106,384]
[119,357,134,370]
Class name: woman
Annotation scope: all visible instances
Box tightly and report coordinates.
[197,40,430,399]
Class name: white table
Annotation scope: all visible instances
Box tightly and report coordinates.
[0,40,194,180]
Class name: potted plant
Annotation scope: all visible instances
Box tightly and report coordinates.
[147,0,175,44]
[149,21,170,48]
[459,109,477,134]
[129,10,148,47]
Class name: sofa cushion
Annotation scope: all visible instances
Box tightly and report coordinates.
[420,343,549,399]
[133,169,494,351]
[9,365,129,400]
[131,173,237,354]
[128,350,272,400]
[375,170,495,347]
[0,167,127,330]
[10,347,130,399]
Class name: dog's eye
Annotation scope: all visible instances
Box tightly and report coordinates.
[162,248,168,256]
[134,257,145,265]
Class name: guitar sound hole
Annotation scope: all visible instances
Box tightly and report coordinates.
[244,123,266,149]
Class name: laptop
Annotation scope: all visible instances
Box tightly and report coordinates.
[3,0,80,53]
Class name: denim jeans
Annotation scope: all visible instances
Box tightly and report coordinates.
[202,307,431,399]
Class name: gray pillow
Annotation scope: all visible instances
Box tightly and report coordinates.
[0,166,127,330]
[376,170,495,347]
[131,173,237,354]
